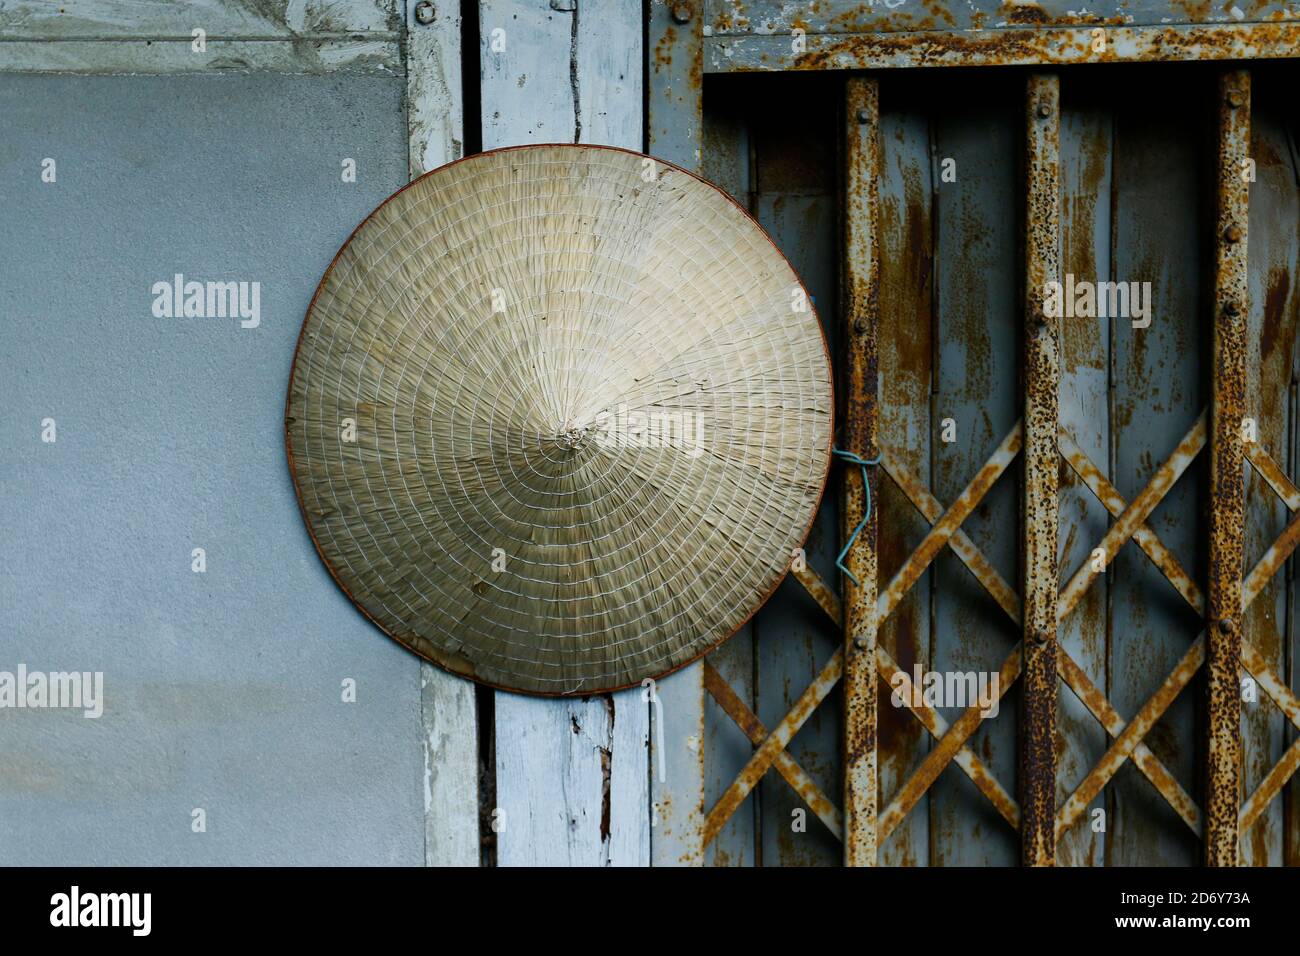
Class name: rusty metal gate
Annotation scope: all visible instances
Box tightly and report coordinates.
[651,2,1300,866]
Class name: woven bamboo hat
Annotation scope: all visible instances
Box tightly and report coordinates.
[286,144,832,695]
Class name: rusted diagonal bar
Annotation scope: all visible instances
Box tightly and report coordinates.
[842,75,882,867]
[702,648,842,846]
[1057,651,1201,833]
[880,450,1022,624]
[877,647,1020,830]
[1057,411,1207,621]
[1021,72,1061,867]
[1241,511,1300,613]
[1239,641,1300,732]
[877,421,1023,621]
[784,565,1019,827]
[1205,68,1250,868]
[1056,637,1206,838]
[1239,735,1300,835]
[791,563,842,625]
[1245,442,1300,511]
[702,662,844,840]
[1058,426,1204,613]
[879,644,1023,842]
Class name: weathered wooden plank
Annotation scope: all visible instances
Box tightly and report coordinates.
[407,0,463,176]
[842,75,881,867]
[1108,75,1204,867]
[1243,78,1300,868]
[481,0,650,868]
[874,80,934,867]
[1021,72,1061,868]
[0,38,401,74]
[647,0,706,868]
[0,0,398,38]
[1054,90,1113,868]
[404,0,477,869]
[929,79,1020,867]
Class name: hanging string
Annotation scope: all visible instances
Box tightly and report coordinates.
[833,448,880,586]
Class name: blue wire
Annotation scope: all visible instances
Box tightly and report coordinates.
[832,448,880,586]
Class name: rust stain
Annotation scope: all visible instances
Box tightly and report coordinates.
[842,76,881,866]
[714,23,1300,73]
[1205,70,1251,868]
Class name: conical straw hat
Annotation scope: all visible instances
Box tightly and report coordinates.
[286,144,833,696]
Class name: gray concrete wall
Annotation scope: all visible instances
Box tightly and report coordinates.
[0,73,424,864]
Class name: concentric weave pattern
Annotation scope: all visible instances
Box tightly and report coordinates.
[286,145,832,695]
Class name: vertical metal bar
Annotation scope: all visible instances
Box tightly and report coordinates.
[843,75,881,867]
[1021,73,1061,868]
[1206,68,1250,868]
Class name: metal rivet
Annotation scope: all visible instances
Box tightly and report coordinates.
[414,0,435,24]
[1224,224,1243,243]
[854,635,870,650]
[1226,90,1246,109]
[1218,618,1236,634]
[1224,300,1241,317]
[1036,102,1052,119]
[1032,628,1052,645]
[671,3,692,24]
[854,317,868,334]
[856,107,871,125]
[1033,311,1048,327]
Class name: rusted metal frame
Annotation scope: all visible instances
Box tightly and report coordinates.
[1205,68,1250,868]
[1057,652,1202,834]
[1245,442,1300,511]
[1056,637,1207,840]
[1061,417,1300,834]
[703,24,1300,74]
[842,74,882,867]
[789,563,1022,827]
[1059,425,1205,612]
[702,648,842,846]
[1021,72,1061,868]
[791,563,842,624]
[760,425,1028,849]
[1057,412,1208,620]
[704,635,1021,842]
[1234,639,1300,831]
[879,450,1022,624]
[1051,431,1206,830]
[876,648,1021,830]
[1242,512,1300,611]
[1239,642,1300,731]
[877,422,1023,617]
[1060,403,1300,840]
[1240,736,1300,834]
[702,662,844,840]
[1063,417,1300,736]
[1055,424,1212,833]
[878,645,1023,841]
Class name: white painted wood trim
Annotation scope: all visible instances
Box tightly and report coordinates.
[405,0,481,868]
[480,0,650,867]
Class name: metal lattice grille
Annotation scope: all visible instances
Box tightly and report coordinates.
[699,67,1300,866]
